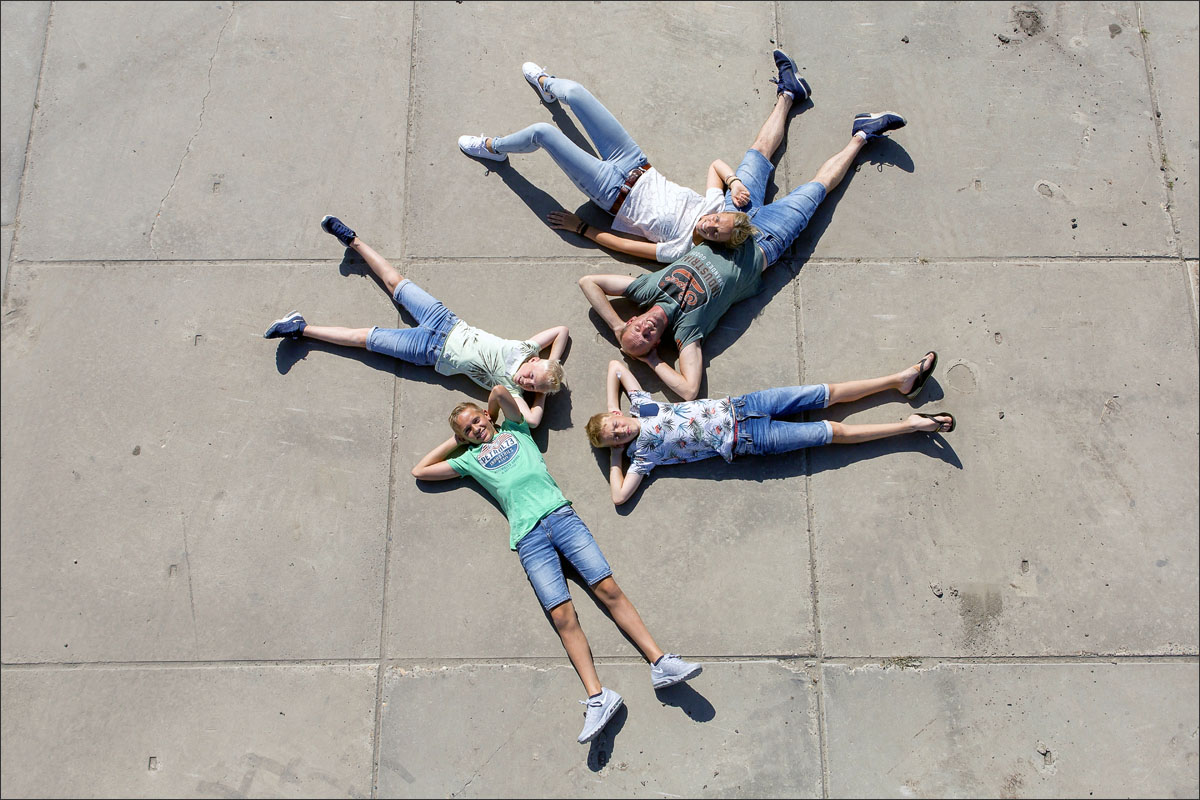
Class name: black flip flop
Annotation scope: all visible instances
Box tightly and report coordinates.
[917,412,955,433]
[904,350,938,400]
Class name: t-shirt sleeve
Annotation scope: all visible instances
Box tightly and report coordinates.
[627,444,655,476]
[623,271,665,307]
[655,236,689,264]
[447,450,473,477]
[674,323,704,351]
[503,419,532,436]
[627,389,653,411]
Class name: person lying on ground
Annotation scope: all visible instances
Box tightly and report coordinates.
[586,354,954,505]
[264,216,568,426]
[411,384,702,744]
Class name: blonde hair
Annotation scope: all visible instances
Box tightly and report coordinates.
[585,412,614,448]
[448,401,485,438]
[728,212,756,247]
[539,359,565,393]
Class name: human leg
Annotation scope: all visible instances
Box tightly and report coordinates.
[350,238,405,296]
[490,122,624,208]
[590,577,664,664]
[749,93,796,160]
[301,326,369,348]
[541,77,646,169]
[826,351,937,405]
[830,412,953,443]
[811,135,866,193]
[549,600,604,696]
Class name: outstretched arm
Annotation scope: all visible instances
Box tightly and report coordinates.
[637,341,703,401]
[708,159,749,207]
[608,448,645,505]
[411,436,463,481]
[578,273,637,338]
[548,211,660,261]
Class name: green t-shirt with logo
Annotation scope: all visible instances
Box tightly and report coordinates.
[622,240,764,351]
[448,419,570,549]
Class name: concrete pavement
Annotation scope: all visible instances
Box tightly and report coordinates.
[2,2,1197,797]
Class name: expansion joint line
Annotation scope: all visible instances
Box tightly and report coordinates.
[1135,2,1183,261]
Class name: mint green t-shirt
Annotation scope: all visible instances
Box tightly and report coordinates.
[623,240,764,351]
[448,420,570,549]
[434,320,538,399]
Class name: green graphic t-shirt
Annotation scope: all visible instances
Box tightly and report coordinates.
[622,240,764,350]
[448,420,570,549]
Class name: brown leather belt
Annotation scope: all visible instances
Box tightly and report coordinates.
[608,162,652,216]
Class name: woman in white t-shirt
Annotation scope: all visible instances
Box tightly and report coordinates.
[458,53,906,269]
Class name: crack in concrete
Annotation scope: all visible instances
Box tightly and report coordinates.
[452,689,545,797]
[148,4,236,253]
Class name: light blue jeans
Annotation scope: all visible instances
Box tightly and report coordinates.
[365,279,458,365]
[732,384,834,456]
[724,148,827,266]
[490,77,648,211]
[515,505,613,611]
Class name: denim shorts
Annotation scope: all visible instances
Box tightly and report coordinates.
[365,279,459,366]
[731,384,833,457]
[724,148,827,266]
[515,505,613,611]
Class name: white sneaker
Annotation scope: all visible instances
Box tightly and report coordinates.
[577,687,623,743]
[522,61,557,103]
[651,654,702,689]
[457,134,507,162]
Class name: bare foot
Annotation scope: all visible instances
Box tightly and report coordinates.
[898,351,936,395]
[909,413,954,433]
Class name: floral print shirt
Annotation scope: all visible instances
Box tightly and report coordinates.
[625,390,735,475]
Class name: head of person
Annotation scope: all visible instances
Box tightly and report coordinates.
[585,411,641,448]
[449,401,495,445]
[514,357,565,394]
[617,308,666,357]
[694,211,754,247]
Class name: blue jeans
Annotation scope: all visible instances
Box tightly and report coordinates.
[724,148,827,266]
[732,384,833,457]
[515,505,613,611]
[491,77,648,211]
[365,279,458,365]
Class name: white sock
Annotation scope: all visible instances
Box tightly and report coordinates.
[854,130,869,142]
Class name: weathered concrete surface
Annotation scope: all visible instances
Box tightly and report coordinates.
[15,1,412,262]
[803,261,1199,657]
[1142,1,1200,257]
[0,1,48,226]
[1,226,10,302]
[776,1,1172,260]
[0,664,377,798]
[0,264,393,662]
[823,661,1200,798]
[2,2,1197,798]
[377,661,821,798]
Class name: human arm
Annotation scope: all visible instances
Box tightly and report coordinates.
[707,159,749,208]
[548,211,659,261]
[635,341,703,401]
[411,436,464,481]
[608,447,645,506]
[489,384,524,426]
[606,359,643,412]
[521,325,570,428]
[578,273,638,337]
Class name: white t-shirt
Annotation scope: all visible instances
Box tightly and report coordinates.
[434,320,538,398]
[612,168,725,263]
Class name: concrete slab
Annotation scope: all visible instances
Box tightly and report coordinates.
[802,261,1199,657]
[0,264,394,662]
[1142,1,1200,257]
[378,660,821,797]
[405,1,781,259]
[385,260,812,660]
[0,1,48,225]
[0,663,376,798]
[823,661,1200,798]
[15,1,411,262]
[775,2,1171,260]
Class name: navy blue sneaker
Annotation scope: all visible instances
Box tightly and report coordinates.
[264,311,307,340]
[320,215,356,247]
[770,49,811,102]
[852,112,907,140]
